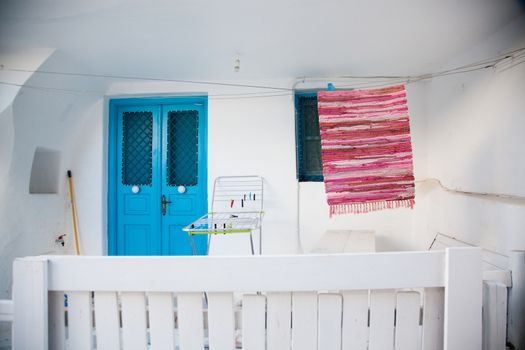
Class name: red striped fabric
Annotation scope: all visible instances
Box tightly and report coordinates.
[317,85,415,216]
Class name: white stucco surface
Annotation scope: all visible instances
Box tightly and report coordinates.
[0,15,524,302]
[420,17,525,253]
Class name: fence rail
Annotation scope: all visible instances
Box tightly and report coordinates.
[12,248,482,350]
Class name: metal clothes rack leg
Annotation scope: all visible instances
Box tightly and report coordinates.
[189,234,197,255]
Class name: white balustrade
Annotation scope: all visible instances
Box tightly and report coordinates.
[11,248,482,350]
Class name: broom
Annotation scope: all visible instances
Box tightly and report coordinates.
[67,170,81,255]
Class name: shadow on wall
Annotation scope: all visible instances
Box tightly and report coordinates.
[0,49,106,299]
[29,147,62,194]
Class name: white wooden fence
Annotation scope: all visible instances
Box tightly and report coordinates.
[12,248,482,350]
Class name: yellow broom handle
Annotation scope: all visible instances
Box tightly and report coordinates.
[67,170,80,255]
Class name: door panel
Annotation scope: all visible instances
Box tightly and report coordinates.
[123,224,152,255]
[116,105,162,255]
[123,194,150,215]
[112,99,207,256]
[161,104,208,255]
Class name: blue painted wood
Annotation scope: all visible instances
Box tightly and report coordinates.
[116,105,162,255]
[108,101,118,255]
[295,91,323,182]
[161,102,208,255]
[108,97,208,256]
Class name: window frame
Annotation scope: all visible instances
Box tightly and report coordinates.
[294,91,324,182]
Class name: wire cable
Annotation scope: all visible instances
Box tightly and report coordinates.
[1,45,524,99]
[0,81,294,99]
[1,67,292,91]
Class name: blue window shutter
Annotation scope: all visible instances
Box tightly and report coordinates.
[295,93,324,182]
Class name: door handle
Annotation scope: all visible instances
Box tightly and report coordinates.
[161,195,172,216]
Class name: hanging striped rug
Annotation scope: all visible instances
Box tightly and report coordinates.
[317,85,415,216]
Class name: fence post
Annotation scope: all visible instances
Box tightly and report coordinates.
[508,250,525,349]
[482,281,507,350]
[444,247,482,350]
[12,256,49,350]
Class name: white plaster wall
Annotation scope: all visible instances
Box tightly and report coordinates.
[417,16,525,255]
[0,50,108,298]
[0,48,55,114]
[1,15,524,301]
[207,94,298,255]
[0,87,102,298]
[419,18,525,347]
[67,98,106,256]
[0,48,55,251]
[0,76,303,299]
[0,73,429,298]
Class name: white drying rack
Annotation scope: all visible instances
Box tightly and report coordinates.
[183,175,264,255]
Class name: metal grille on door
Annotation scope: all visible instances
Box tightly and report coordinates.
[121,111,153,186]
[167,110,199,186]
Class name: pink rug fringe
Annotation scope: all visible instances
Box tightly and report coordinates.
[329,198,415,217]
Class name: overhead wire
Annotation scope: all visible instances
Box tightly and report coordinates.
[0,67,292,91]
[0,80,102,95]
[209,91,292,100]
[0,46,524,99]
[0,80,295,99]
[0,80,294,97]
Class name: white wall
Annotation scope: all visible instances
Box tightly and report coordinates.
[0,76,303,299]
[0,87,102,298]
[0,49,56,263]
[1,15,524,302]
[0,48,55,115]
[0,72,431,299]
[0,50,109,298]
[419,17,525,347]
[416,16,525,255]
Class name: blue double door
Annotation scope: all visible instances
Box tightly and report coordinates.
[111,98,207,255]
